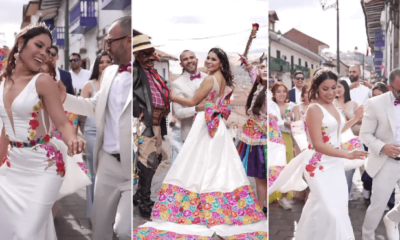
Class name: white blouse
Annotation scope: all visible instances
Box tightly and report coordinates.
[269,101,296,133]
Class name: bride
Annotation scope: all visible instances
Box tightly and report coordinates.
[0,23,85,239]
[269,68,368,240]
[133,48,268,239]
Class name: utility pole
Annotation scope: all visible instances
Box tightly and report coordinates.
[64,0,69,70]
[321,0,340,73]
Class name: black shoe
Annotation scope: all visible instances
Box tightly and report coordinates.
[138,201,154,218]
[262,207,268,215]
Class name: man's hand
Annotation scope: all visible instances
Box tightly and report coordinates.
[57,80,67,103]
[195,101,207,112]
[361,80,373,89]
[381,144,400,158]
[349,81,360,90]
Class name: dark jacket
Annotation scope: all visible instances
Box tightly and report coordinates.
[132,61,168,137]
[288,88,296,103]
[59,68,75,95]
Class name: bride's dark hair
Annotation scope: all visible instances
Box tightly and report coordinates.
[309,68,339,102]
[208,48,234,88]
[1,25,53,81]
[251,85,268,116]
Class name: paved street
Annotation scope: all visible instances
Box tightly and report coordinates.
[269,169,396,240]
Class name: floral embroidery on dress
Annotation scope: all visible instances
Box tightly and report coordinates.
[268,114,285,145]
[77,162,92,180]
[152,183,264,227]
[2,156,10,167]
[209,90,216,102]
[341,137,363,152]
[40,144,65,177]
[27,100,43,141]
[52,111,78,139]
[221,231,268,239]
[305,123,330,177]
[132,227,211,240]
[204,91,232,138]
[268,166,284,187]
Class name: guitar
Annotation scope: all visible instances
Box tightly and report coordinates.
[238,23,260,66]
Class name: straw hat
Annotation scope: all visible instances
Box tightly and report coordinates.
[132,35,154,53]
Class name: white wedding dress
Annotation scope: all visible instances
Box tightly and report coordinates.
[270,103,357,240]
[0,73,91,240]
[133,76,268,239]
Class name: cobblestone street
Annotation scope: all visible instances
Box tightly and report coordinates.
[269,169,397,240]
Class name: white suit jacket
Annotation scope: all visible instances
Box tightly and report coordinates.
[360,92,396,178]
[63,65,132,180]
[171,71,207,141]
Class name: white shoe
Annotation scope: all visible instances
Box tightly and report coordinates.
[383,215,399,240]
[279,197,292,210]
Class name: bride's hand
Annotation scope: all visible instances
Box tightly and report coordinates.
[347,150,369,160]
[67,137,86,156]
[169,88,177,102]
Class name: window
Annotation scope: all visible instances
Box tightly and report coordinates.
[163,68,166,79]
[298,58,301,66]
[291,56,294,69]
[311,64,314,69]
[277,50,281,59]
[305,62,308,68]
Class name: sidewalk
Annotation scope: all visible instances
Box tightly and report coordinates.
[269,169,394,240]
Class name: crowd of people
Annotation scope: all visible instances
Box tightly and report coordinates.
[0,16,132,240]
[268,64,400,239]
[132,30,268,238]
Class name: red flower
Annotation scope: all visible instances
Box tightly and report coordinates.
[29,119,39,130]
[308,144,312,149]
[192,217,200,224]
[68,120,73,125]
[6,161,10,167]
[30,140,36,146]
[31,112,37,118]
[310,172,315,177]
[44,134,50,143]
[203,203,212,210]
[16,142,22,148]
[177,217,186,224]
[319,166,324,170]
[2,157,7,164]
[305,165,316,173]
[208,218,218,226]
[323,135,330,143]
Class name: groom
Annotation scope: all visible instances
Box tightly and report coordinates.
[361,68,400,240]
[58,17,132,240]
[171,50,207,143]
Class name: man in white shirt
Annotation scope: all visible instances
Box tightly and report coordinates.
[69,53,91,96]
[59,17,132,240]
[349,65,372,106]
[288,71,305,104]
[360,68,400,240]
[170,50,207,142]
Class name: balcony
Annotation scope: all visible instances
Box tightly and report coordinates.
[290,65,310,78]
[101,0,131,10]
[269,57,290,72]
[69,0,97,34]
[52,27,65,46]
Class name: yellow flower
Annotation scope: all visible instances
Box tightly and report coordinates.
[161,212,169,220]
[185,219,192,224]
[274,132,279,138]
[238,199,246,208]
[243,216,252,224]
[182,202,190,210]
[224,216,232,224]
[204,211,212,219]
[29,130,36,140]
[216,208,222,214]
[206,195,215,203]
[161,184,168,190]
[255,204,262,212]
[343,142,350,148]
[189,192,198,199]
[175,193,183,201]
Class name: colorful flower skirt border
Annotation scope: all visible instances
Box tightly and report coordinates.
[132,227,211,240]
[151,183,265,227]
[221,231,268,239]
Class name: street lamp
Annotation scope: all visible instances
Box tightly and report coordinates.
[355,46,365,80]
[321,0,339,74]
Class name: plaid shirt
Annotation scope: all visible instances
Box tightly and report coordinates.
[143,68,166,109]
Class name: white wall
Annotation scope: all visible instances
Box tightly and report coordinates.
[154,61,170,81]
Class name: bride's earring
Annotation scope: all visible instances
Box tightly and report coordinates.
[14,49,20,65]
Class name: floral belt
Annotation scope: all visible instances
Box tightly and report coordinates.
[9,134,53,148]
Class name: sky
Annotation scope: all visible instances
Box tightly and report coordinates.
[270,0,369,55]
[133,0,268,75]
[0,0,25,47]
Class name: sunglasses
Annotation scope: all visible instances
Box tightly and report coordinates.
[49,52,57,57]
[269,79,275,83]
[295,77,305,81]
[69,58,80,62]
[105,35,128,45]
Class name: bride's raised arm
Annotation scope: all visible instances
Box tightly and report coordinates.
[36,74,85,156]
[170,75,215,107]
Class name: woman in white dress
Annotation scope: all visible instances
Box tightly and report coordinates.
[0,23,86,240]
[269,68,368,240]
[133,48,267,239]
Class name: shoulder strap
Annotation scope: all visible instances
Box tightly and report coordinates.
[90,81,97,92]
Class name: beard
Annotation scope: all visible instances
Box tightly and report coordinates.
[349,75,359,83]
